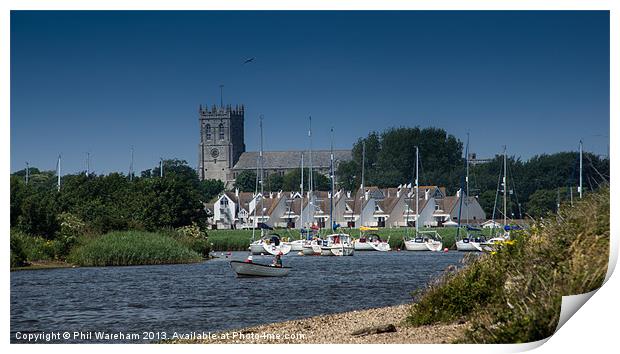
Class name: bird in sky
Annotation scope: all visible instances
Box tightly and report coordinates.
[243,57,255,64]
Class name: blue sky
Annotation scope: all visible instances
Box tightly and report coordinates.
[10,11,609,174]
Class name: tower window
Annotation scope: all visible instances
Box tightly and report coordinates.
[219,123,225,140]
[205,124,212,140]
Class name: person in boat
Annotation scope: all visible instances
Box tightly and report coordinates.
[272,252,283,267]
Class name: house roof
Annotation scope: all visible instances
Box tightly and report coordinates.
[232,150,352,170]
[376,196,400,215]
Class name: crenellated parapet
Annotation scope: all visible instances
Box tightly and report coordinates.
[199,104,245,118]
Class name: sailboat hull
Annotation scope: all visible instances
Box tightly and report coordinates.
[456,240,482,252]
[287,240,305,252]
[370,242,391,252]
[404,240,442,252]
[249,242,292,255]
[353,242,375,251]
[302,244,322,255]
[320,245,355,256]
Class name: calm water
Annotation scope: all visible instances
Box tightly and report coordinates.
[11,251,464,343]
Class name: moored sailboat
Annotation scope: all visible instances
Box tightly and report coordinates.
[354,227,391,251]
[404,146,443,252]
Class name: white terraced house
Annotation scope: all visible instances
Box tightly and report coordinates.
[211,185,486,230]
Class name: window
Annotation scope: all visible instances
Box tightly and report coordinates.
[220,198,228,207]
[205,124,212,140]
[219,123,225,140]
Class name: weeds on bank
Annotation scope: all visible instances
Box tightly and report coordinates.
[67,231,203,267]
[407,189,609,343]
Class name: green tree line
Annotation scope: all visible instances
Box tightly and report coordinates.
[334,127,609,219]
[11,159,225,240]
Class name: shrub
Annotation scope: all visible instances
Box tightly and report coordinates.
[68,231,203,267]
[10,233,28,268]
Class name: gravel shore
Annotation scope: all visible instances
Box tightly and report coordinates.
[174,304,468,344]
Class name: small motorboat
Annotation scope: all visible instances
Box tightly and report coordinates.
[230,261,291,277]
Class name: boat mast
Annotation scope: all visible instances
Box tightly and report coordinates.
[465,133,469,224]
[415,145,419,236]
[56,154,61,192]
[86,152,90,176]
[503,146,507,227]
[260,115,264,231]
[579,140,583,199]
[129,146,134,181]
[300,152,304,231]
[25,161,29,184]
[251,117,261,241]
[329,127,334,231]
[308,116,314,229]
[361,140,365,195]
[360,140,365,229]
[455,138,469,241]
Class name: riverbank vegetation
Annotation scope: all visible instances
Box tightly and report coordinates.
[10,159,219,268]
[67,231,203,267]
[406,188,609,343]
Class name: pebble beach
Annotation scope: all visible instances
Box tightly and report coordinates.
[173,304,468,344]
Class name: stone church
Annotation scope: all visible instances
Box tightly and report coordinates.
[198,103,352,186]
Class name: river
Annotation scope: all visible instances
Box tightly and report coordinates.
[11,251,464,343]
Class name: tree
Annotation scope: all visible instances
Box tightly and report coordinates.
[200,179,225,202]
[234,170,257,192]
[527,189,560,218]
[337,127,463,191]
[265,173,284,192]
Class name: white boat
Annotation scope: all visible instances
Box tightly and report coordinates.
[249,234,292,255]
[287,239,305,252]
[301,238,323,255]
[480,232,511,252]
[353,228,391,252]
[405,231,443,252]
[230,261,291,277]
[320,233,355,256]
[455,237,485,252]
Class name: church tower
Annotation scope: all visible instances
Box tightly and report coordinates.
[198,104,245,184]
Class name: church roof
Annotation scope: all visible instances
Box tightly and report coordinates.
[232,150,352,170]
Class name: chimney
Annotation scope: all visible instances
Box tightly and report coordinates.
[397,189,401,198]
[235,188,239,198]
[364,190,369,201]
[456,189,461,198]
[425,189,430,201]
[347,191,351,198]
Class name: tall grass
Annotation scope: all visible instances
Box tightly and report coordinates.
[406,188,609,343]
[68,231,203,267]
[206,226,495,251]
